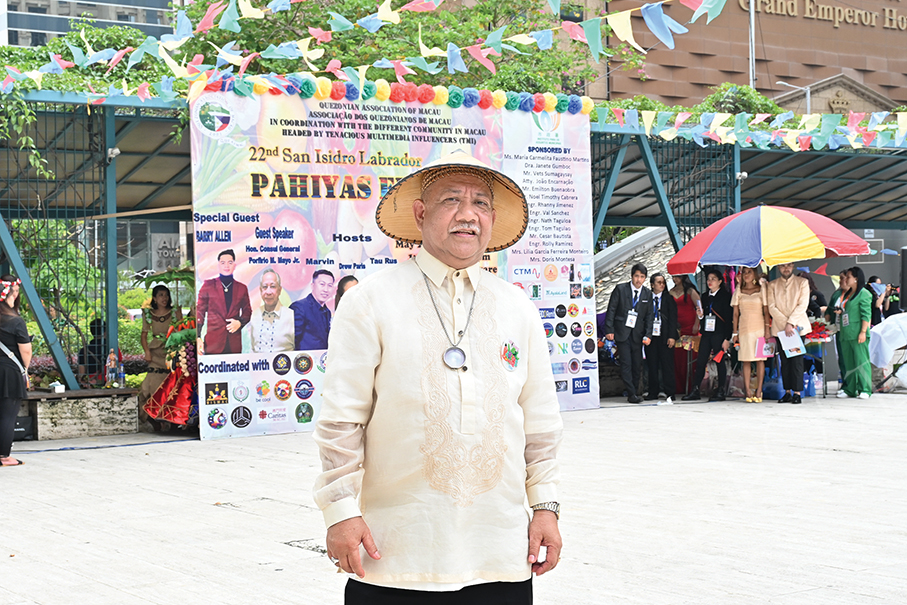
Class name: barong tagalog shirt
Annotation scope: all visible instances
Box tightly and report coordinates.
[313,249,563,590]
[250,302,295,353]
[767,276,811,335]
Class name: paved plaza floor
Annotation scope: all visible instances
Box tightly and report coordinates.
[2,392,906,604]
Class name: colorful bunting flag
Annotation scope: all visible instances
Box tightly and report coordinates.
[606,11,644,53]
[579,18,604,62]
[640,3,688,50]
[196,1,226,33]
[446,42,468,74]
[328,11,355,32]
[529,30,553,50]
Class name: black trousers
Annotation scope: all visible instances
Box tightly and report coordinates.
[781,352,804,392]
[645,337,676,397]
[616,338,644,397]
[692,332,727,394]
[0,397,20,457]
[345,579,532,605]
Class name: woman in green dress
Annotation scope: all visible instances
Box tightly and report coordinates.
[825,270,849,387]
[834,267,872,399]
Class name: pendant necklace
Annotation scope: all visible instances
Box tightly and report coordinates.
[420,270,476,370]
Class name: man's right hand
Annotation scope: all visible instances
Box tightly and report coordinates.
[605,333,614,341]
[326,516,380,578]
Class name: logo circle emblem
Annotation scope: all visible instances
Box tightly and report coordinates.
[295,402,314,423]
[231,406,252,428]
[274,379,292,401]
[543,322,554,338]
[233,383,249,402]
[568,304,579,318]
[294,379,314,400]
[584,322,595,337]
[208,408,227,429]
[317,352,328,373]
[294,353,313,374]
[568,358,581,374]
[570,322,582,337]
[555,304,567,318]
[256,380,270,397]
[273,354,291,375]
[544,265,559,282]
[583,286,594,299]
[547,342,554,355]
[585,338,596,353]
[571,339,583,354]
[555,323,568,338]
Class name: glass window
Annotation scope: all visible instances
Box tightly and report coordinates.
[8,30,19,45]
[30,31,46,46]
[26,5,46,12]
[117,13,135,21]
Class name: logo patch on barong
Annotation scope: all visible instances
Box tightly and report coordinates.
[501,341,519,371]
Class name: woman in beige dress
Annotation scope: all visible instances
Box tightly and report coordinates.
[732,266,771,402]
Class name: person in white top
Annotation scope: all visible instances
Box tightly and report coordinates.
[313,151,563,603]
[249,268,295,353]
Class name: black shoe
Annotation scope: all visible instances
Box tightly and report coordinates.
[791,393,802,404]
[779,392,792,403]
[681,389,701,401]
[645,393,659,401]
[628,395,642,403]
[710,390,726,402]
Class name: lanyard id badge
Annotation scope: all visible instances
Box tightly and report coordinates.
[625,310,638,328]
[652,318,662,336]
[704,314,717,332]
[842,313,850,328]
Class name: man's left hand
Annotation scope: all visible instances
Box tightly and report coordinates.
[642,337,651,346]
[528,510,561,576]
[666,338,675,348]
[226,319,241,333]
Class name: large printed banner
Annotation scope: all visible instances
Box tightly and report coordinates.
[190,91,598,440]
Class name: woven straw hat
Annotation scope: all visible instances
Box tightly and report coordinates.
[375,150,529,252]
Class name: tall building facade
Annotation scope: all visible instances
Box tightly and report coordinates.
[0,0,173,47]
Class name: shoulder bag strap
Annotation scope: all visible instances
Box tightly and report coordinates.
[0,339,26,375]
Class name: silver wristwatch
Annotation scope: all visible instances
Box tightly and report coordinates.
[531,501,560,520]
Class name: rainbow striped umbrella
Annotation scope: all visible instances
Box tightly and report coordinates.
[667,207,870,274]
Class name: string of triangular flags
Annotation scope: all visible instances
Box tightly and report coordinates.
[600,108,907,152]
[0,0,728,103]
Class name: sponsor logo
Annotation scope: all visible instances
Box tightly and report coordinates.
[501,341,520,371]
[571,339,583,354]
[192,93,243,147]
[231,406,252,428]
[571,322,582,337]
[539,308,556,320]
[294,353,313,375]
[555,304,567,318]
[543,322,554,338]
[585,338,596,354]
[273,354,291,375]
[570,283,582,299]
[555,323,568,338]
[513,281,525,291]
[561,264,571,279]
[232,382,249,402]
[207,408,227,429]
[295,402,314,423]
[572,377,590,394]
[577,263,592,283]
[584,322,595,337]
[274,379,292,401]
[583,286,595,299]
[527,284,542,301]
[258,406,288,423]
[557,343,569,354]
[548,341,554,355]
[546,287,569,299]
[551,362,568,375]
[512,266,542,280]
[544,264,558,282]
[582,358,598,371]
[568,304,579,317]
[205,382,229,406]
[555,380,568,392]
[256,380,270,397]
[568,358,581,374]
[294,379,315,400]
[317,352,328,373]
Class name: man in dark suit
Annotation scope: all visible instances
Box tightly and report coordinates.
[605,263,654,403]
[645,273,678,403]
[196,249,252,355]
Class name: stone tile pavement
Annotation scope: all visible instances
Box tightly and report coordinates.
[2,393,906,604]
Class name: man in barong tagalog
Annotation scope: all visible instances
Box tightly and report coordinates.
[313,150,563,604]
